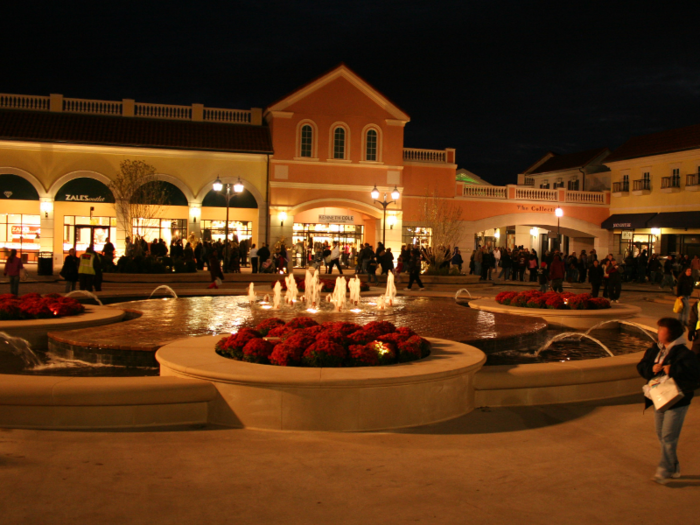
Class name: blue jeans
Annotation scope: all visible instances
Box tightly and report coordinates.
[679,296,690,326]
[654,404,690,478]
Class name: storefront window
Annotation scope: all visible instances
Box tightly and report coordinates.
[201,220,251,243]
[133,218,187,246]
[292,223,364,268]
[0,214,41,261]
[402,226,432,249]
[63,216,117,255]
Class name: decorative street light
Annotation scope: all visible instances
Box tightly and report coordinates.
[213,176,244,272]
[555,207,563,250]
[371,185,400,247]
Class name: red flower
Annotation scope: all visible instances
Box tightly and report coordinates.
[242,338,275,364]
[363,321,396,335]
[255,318,285,336]
[302,340,347,367]
[286,316,319,330]
[267,325,295,338]
[395,326,417,339]
[321,321,362,336]
[378,332,409,346]
[269,333,315,366]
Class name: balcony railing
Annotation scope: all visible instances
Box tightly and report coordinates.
[633,179,651,191]
[688,174,699,187]
[460,184,608,206]
[0,93,258,125]
[661,175,681,189]
[403,148,447,163]
[612,181,629,193]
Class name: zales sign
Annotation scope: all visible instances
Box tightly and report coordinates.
[64,194,106,202]
[319,214,355,224]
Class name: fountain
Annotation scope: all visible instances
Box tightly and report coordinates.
[272,281,282,310]
[284,274,298,305]
[65,290,103,306]
[377,294,386,310]
[585,319,657,343]
[455,288,472,302]
[385,272,397,306]
[535,332,614,357]
[304,268,321,308]
[149,285,178,299]
[348,276,362,306]
[0,332,41,367]
[248,283,256,304]
[331,276,347,312]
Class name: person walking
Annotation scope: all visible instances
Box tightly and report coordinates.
[588,259,604,298]
[60,248,80,292]
[405,249,425,291]
[474,247,483,280]
[257,243,270,273]
[366,255,379,285]
[452,248,463,274]
[660,256,676,291]
[327,242,343,275]
[78,247,97,292]
[676,267,695,327]
[3,249,24,296]
[607,259,623,303]
[637,317,700,484]
[249,244,258,274]
[548,254,566,293]
[537,262,548,292]
[208,250,224,288]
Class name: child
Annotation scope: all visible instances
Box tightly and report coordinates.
[538,262,549,292]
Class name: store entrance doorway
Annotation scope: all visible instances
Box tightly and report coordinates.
[73,225,110,254]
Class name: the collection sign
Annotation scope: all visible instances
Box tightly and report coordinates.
[319,214,355,224]
[516,205,557,213]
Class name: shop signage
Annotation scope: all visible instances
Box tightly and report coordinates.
[319,214,355,224]
[516,205,556,213]
[63,194,106,202]
[11,225,40,240]
[621,231,633,240]
[55,178,115,203]
[613,222,632,228]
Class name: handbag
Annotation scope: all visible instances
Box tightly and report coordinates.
[19,268,29,282]
[643,375,684,412]
[673,297,684,314]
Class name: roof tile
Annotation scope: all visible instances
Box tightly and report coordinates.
[605,124,700,163]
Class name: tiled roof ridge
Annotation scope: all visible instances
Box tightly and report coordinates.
[605,122,700,162]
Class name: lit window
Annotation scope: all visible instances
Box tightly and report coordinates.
[333,127,345,159]
[366,129,377,161]
[300,125,312,158]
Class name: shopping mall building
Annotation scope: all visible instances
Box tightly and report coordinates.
[1,64,698,269]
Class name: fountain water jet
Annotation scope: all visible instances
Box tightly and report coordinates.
[348,276,362,306]
[272,282,282,310]
[65,290,103,306]
[385,272,397,306]
[248,283,256,304]
[0,331,41,367]
[304,268,321,308]
[284,275,298,305]
[585,319,657,343]
[331,276,347,311]
[149,285,178,299]
[455,288,472,301]
[536,332,614,357]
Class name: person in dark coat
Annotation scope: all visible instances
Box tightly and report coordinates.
[676,267,695,327]
[548,255,566,293]
[588,259,604,298]
[208,250,224,288]
[637,317,700,484]
[256,243,270,272]
[607,259,623,303]
[60,248,80,292]
[404,249,424,291]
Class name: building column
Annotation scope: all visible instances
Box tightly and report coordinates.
[514,225,533,250]
[189,204,202,242]
[39,198,56,271]
[269,206,293,248]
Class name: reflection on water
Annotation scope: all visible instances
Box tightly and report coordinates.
[22,353,158,377]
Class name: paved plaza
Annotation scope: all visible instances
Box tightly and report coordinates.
[2,270,698,524]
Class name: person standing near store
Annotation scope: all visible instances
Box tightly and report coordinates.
[256,243,270,273]
[3,249,24,296]
[660,256,676,291]
[676,267,695,327]
[405,249,425,291]
[589,259,604,298]
[92,249,103,292]
[327,242,343,275]
[607,259,623,303]
[249,244,258,274]
[78,246,96,291]
[60,248,80,292]
[637,317,700,484]
[548,254,566,293]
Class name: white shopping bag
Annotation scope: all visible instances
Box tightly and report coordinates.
[643,375,684,412]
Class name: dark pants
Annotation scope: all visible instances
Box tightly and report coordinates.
[9,275,19,295]
[518,267,525,281]
[251,257,258,273]
[327,258,343,274]
[79,274,94,292]
[579,267,587,283]
[94,273,103,292]
[407,270,423,289]
[609,280,622,301]
[591,282,601,298]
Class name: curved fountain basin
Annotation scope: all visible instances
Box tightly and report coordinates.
[0,306,126,351]
[468,298,642,329]
[157,336,486,431]
[473,316,658,407]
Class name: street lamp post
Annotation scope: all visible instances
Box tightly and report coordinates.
[213,176,244,272]
[555,206,564,251]
[371,185,400,247]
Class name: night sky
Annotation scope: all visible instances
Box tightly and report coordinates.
[3,1,698,185]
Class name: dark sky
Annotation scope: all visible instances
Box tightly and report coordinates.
[3,1,699,185]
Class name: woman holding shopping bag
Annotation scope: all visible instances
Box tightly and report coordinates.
[637,317,700,484]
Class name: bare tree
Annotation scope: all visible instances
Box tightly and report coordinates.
[417,191,463,272]
[110,160,168,241]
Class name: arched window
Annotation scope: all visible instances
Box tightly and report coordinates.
[300,124,313,158]
[365,129,378,161]
[333,127,345,159]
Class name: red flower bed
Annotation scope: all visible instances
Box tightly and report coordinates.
[495,291,610,310]
[215,317,432,368]
[0,293,85,321]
